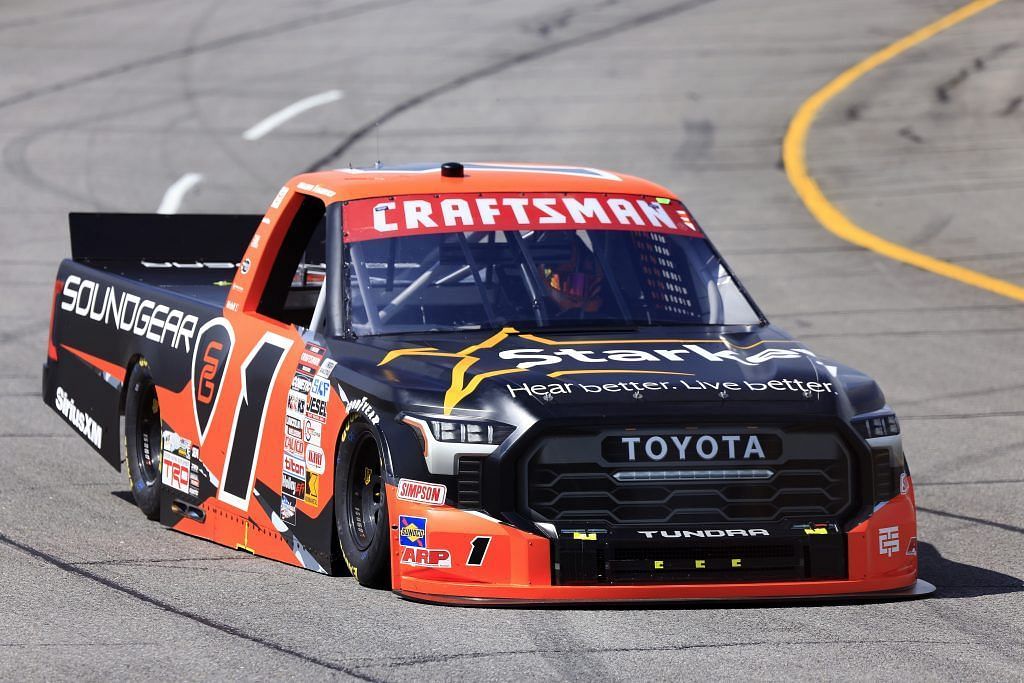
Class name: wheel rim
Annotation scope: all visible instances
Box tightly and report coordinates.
[135,383,161,485]
[347,433,382,551]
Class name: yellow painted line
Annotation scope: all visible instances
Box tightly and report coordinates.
[783,0,1024,303]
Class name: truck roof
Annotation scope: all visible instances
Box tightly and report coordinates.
[291,162,678,203]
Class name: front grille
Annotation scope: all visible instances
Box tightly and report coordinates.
[522,427,857,526]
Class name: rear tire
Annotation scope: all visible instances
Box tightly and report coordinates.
[124,361,162,520]
[335,420,390,588]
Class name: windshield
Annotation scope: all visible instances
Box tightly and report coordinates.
[345,225,761,336]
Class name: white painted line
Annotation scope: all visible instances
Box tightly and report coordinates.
[242,89,344,141]
[156,172,203,214]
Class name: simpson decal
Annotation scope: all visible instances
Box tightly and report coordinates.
[396,479,447,506]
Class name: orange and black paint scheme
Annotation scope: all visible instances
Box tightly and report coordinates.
[42,162,933,604]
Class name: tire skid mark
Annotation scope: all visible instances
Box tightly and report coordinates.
[0,531,380,681]
[305,0,718,171]
[351,638,985,669]
[0,0,409,111]
[918,507,1024,535]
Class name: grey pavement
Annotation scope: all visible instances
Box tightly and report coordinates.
[0,0,1021,679]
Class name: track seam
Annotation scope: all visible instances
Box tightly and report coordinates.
[782,0,1024,303]
[0,531,378,681]
[304,0,718,172]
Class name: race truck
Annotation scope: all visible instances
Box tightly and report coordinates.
[43,162,933,604]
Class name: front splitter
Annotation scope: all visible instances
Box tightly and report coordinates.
[396,579,936,608]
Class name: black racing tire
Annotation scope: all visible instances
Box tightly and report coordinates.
[124,361,162,520]
[334,419,390,588]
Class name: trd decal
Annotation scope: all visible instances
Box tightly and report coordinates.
[218,333,292,510]
[191,317,235,444]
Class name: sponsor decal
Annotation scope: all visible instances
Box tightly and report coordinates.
[191,318,234,443]
[878,526,900,557]
[141,260,237,269]
[280,494,296,524]
[300,351,323,367]
[310,376,331,402]
[291,373,312,394]
[286,415,303,438]
[605,433,778,462]
[282,474,305,499]
[900,472,909,495]
[304,471,319,507]
[54,386,103,448]
[396,479,447,506]
[305,445,325,475]
[637,529,770,539]
[345,396,379,425]
[240,258,251,275]
[398,515,427,548]
[60,275,199,352]
[399,546,452,568]
[270,185,288,209]
[303,419,322,446]
[298,361,319,376]
[317,358,337,378]
[306,395,328,422]
[343,192,703,243]
[283,453,306,479]
[287,390,307,416]
[284,434,305,457]
[379,327,826,415]
[162,451,190,494]
[296,181,336,199]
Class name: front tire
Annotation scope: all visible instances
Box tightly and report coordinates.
[124,361,162,520]
[335,420,390,588]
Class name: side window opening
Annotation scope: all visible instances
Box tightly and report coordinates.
[257,194,326,328]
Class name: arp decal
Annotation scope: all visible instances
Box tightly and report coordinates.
[191,317,234,444]
[399,547,452,568]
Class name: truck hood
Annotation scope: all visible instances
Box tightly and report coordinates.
[332,325,850,421]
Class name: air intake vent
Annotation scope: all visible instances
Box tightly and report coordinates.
[872,448,896,503]
[456,457,484,509]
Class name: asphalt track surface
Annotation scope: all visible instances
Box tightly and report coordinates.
[1,0,1022,679]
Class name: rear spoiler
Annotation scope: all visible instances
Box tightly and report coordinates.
[69,213,262,263]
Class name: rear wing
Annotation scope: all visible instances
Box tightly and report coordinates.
[69,213,262,263]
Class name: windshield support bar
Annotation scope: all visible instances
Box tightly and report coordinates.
[456,233,498,328]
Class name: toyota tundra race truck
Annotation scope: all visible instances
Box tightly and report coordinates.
[43,162,933,604]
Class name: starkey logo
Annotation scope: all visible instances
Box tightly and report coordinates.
[377,328,812,414]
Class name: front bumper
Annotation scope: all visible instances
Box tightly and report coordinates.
[386,480,928,606]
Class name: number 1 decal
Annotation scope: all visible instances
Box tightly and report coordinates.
[218,332,292,510]
[467,536,491,566]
